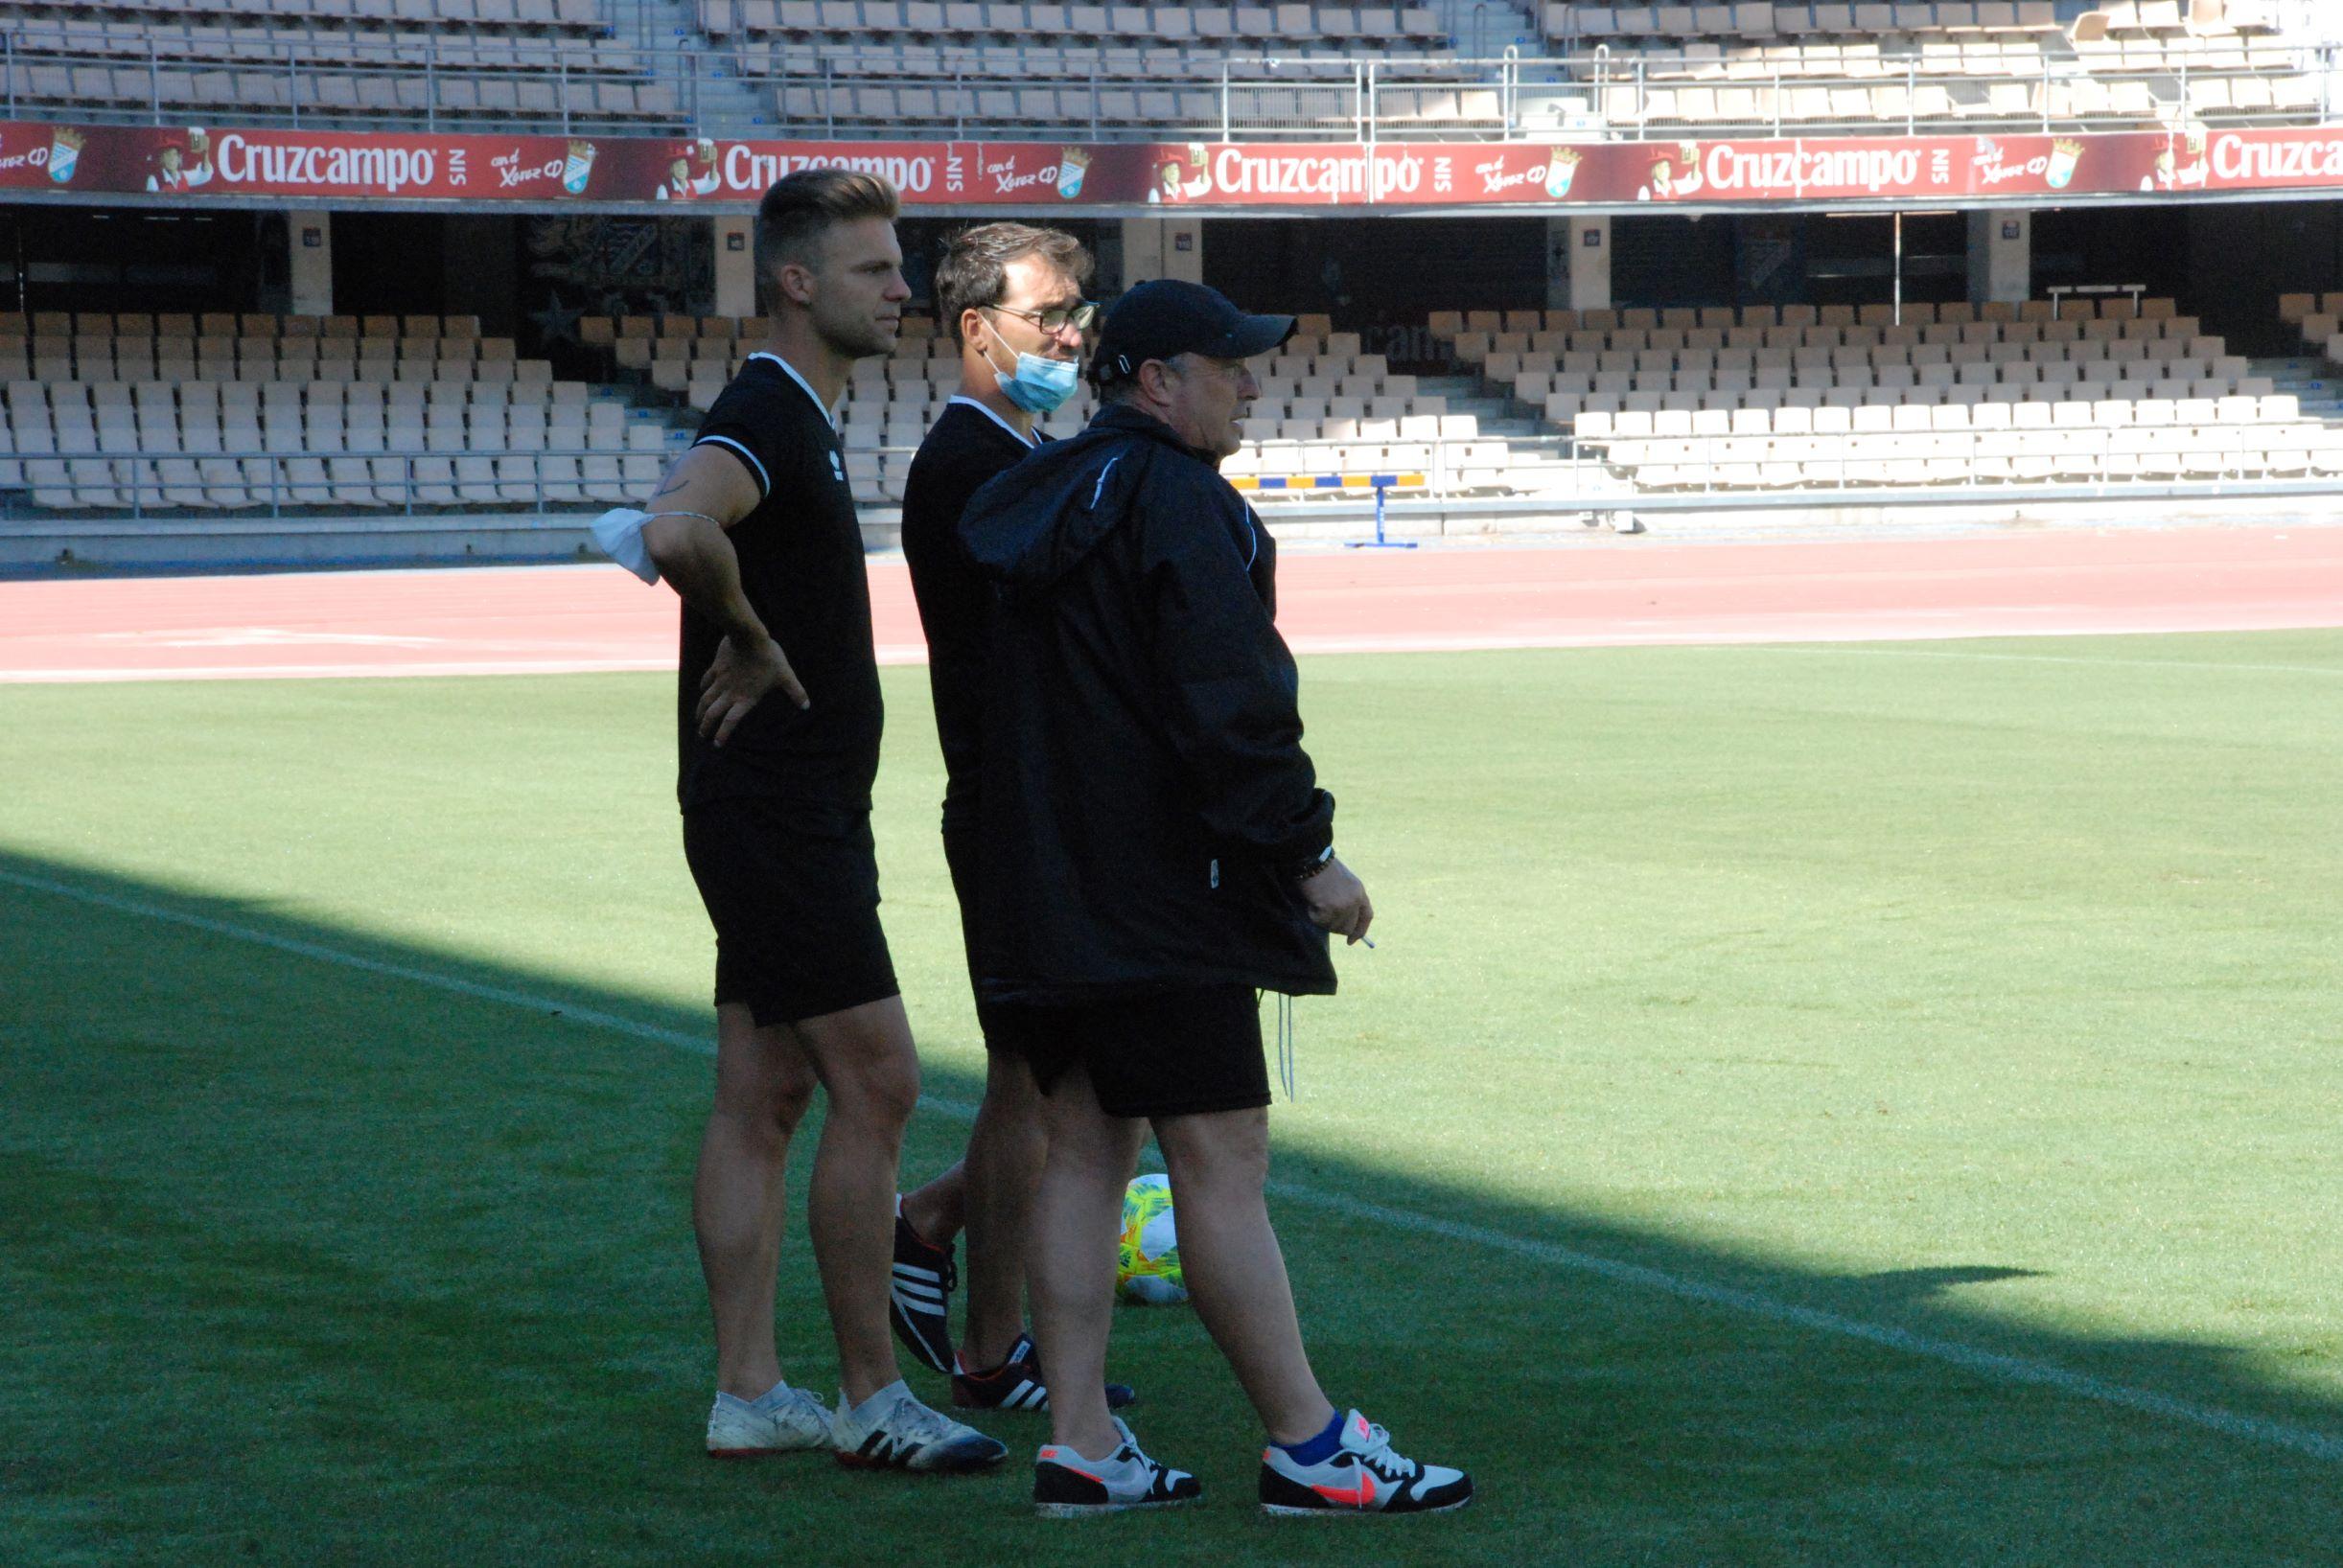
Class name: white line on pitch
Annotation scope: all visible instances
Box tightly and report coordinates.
[5,863,2338,1466]
[1731,645,2343,678]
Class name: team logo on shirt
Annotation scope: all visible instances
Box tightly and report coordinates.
[829,451,846,483]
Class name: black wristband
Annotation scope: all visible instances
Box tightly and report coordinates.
[1289,844,1335,882]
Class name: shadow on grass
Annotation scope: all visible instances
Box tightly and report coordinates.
[3,849,2338,1568]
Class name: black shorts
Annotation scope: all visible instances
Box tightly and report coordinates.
[1018,984,1270,1120]
[940,819,1040,1058]
[682,796,899,1028]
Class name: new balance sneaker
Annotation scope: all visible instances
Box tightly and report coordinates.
[830,1381,1007,1474]
[951,1332,1139,1412]
[1258,1410,1473,1516]
[705,1384,832,1459]
[889,1200,957,1375]
[1032,1418,1202,1518]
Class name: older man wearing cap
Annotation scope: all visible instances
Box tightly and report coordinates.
[955,280,1473,1520]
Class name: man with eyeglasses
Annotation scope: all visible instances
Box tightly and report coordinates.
[887,223,1139,1418]
[956,279,1474,1518]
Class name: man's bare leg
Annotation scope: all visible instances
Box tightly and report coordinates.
[958,1049,1047,1369]
[1152,1106,1336,1446]
[694,1002,820,1398]
[895,1048,1048,1372]
[1028,1063,1145,1459]
[899,1160,966,1252]
[793,992,923,1407]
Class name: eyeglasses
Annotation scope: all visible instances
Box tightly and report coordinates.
[983,300,1099,334]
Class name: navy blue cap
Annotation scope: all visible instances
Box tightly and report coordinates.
[1092,279,1296,385]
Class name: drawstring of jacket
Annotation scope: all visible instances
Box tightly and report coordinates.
[1267,991,1296,1100]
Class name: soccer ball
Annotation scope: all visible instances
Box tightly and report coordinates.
[1116,1173,1187,1304]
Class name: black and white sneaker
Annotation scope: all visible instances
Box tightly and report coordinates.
[1032,1418,1201,1517]
[830,1381,1006,1474]
[889,1197,957,1375]
[1258,1410,1473,1516]
[951,1331,1138,1412]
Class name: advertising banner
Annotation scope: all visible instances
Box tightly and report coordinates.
[5,119,2339,210]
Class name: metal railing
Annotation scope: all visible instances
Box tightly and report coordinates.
[1566,423,2343,495]
[0,31,693,136]
[13,426,2343,523]
[5,448,646,519]
[5,30,2333,143]
[8,434,1577,516]
[1228,433,1583,494]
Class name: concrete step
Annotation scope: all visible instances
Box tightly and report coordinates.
[620,0,769,130]
[1437,0,1543,56]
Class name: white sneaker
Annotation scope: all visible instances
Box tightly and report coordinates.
[1033,1418,1202,1517]
[831,1380,1008,1474]
[705,1385,833,1459]
[1258,1410,1473,1515]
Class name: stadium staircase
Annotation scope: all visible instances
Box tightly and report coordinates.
[1429,372,1545,436]
[2262,356,2343,420]
[620,0,770,133]
[1440,0,1545,55]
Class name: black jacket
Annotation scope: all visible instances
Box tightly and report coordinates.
[958,404,1337,1006]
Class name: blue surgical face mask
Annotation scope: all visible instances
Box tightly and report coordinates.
[985,334,1080,414]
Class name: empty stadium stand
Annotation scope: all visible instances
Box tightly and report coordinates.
[1430,299,2272,430]
[8,0,2325,137]
[7,289,2332,518]
[0,0,680,130]
[701,2,1449,47]
[570,307,1477,501]
[1531,0,2321,135]
[1570,391,2331,492]
[2280,289,2343,370]
[0,311,674,514]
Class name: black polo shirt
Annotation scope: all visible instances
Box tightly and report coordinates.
[900,397,1040,837]
[677,351,884,813]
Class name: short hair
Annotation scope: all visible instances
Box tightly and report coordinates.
[753,169,900,293]
[933,222,1095,346]
[1096,366,1146,404]
[1093,349,1205,404]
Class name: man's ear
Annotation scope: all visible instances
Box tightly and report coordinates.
[774,259,817,309]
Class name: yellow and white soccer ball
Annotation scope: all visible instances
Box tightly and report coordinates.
[1116,1173,1187,1304]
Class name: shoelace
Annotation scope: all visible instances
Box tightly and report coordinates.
[885,1395,965,1448]
[1352,1421,1418,1481]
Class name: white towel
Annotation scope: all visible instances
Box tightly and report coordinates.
[591,507,660,585]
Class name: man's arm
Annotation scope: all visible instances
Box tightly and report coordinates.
[1140,480,1380,943]
[638,445,809,744]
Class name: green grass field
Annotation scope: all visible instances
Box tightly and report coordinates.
[5,633,2341,1566]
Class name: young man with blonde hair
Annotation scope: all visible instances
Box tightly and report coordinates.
[620,170,1004,1473]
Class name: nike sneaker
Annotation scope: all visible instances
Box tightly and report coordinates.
[1032,1418,1202,1517]
[1258,1409,1473,1516]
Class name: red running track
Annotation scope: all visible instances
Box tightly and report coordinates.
[3,527,2340,684]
